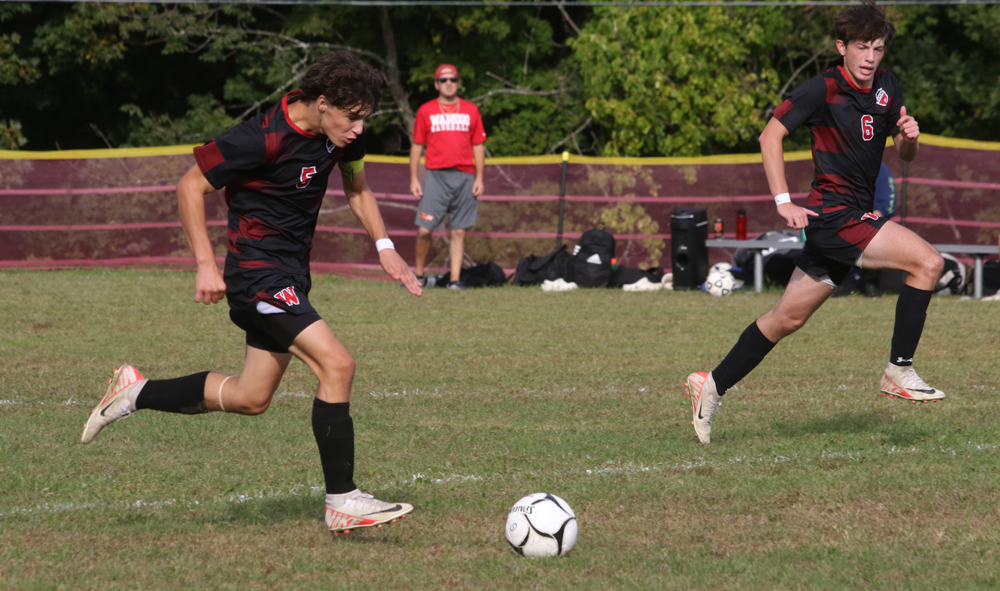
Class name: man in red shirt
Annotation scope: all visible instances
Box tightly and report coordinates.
[409,64,487,290]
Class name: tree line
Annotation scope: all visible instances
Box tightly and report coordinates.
[1,2,997,156]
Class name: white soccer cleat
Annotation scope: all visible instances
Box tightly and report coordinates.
[685,371,721,444]
[80,365,146,444]
[880,364,945,403]
[325,492,413,535]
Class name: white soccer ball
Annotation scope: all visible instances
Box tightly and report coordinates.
[505,493,578,558]
[704,270,738,297]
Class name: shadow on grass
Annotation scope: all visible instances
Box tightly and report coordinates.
[221,495,317,526]
[220,497,407,544]
[771,411,930,446]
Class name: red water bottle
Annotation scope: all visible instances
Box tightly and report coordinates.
[735,208,747,240]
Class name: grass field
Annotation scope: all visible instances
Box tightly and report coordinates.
[2,269,1000,590]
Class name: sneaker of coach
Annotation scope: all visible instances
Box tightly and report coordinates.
[685,371,722,444]
[325,491,413,534]
[880,363,945,402]
[80,365,147,444]
[447,280,467,291]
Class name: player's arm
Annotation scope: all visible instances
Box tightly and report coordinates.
[409,142,424,198]
[759,117,818,230]
[177,164,226,305]
[894,106,919,162]
[472,144,485,197]
[342,164,423,296]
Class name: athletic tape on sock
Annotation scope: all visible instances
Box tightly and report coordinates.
[218,376,232,412]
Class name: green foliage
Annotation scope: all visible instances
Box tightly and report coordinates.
[120,94,235,147]
[887,6,1000,142]
[0,119,27,150]
[1,4,999,154]
[572,5,787,157]
[0,32,39,86]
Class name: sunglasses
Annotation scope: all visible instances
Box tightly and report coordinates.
[437,77,459,83]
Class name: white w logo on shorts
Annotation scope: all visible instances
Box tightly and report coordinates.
[274,287,300,306]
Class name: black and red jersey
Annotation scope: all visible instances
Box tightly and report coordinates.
[193,91,365,275]
[772,66,903,212]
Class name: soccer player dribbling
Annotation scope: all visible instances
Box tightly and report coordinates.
[81,52,425,534]
[686,1,946,444]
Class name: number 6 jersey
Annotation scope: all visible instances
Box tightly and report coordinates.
[772,66,904,214]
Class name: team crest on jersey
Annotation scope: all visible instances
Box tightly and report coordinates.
[297,166,317,189]
[875,88,889,107]
[274,287,300,306]
[861,212,880,221]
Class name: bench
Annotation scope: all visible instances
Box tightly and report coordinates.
[705,239,998,298]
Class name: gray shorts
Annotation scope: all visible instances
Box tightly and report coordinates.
[415,168,477,231]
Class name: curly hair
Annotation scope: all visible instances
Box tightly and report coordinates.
[299,51,383,115]
[835,1,896,46]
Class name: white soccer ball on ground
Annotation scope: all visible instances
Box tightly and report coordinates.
[505,493,578,558]
[704,269,739,297]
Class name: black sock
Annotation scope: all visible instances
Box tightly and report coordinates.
[312,399,356,495]
[135,372,209,414]
[711,321,777,395]
[889,284,933,366]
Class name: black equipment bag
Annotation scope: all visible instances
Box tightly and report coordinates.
[514,246,576,285]
[983,260,1000,296]
[610,266,665,287]
[439,262,508,288]
[573,228,616,288]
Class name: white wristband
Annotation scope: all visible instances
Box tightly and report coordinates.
[774,192,791,205]
[375,238,395,252]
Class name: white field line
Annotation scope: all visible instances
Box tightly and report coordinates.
[2,440,998,519]
[0,398,78,407]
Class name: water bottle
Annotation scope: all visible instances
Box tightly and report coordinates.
[735,209,747,240]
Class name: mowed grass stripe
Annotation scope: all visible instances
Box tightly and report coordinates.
[2,269,999,591]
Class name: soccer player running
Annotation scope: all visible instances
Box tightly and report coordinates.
[409,64,487,290]
[81,52,424,534]
[685,1,945,444]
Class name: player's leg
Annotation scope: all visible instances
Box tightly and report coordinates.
[448,228,466,287]
[686,268,833,443]
[446,171,478,290]
[288,320,412,533]
[414,170,448,282]
[80,347,291,443]
[856,221,945,401]
[414,226,433,279]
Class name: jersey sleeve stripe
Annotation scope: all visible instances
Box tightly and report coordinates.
[193,140,225,174]
[772,99,793,119]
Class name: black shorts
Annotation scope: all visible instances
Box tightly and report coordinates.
[795,205,889,286]
[225,267,322,353]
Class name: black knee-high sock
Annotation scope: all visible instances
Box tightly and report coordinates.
[711,321,777,395]
[312,399,356,495]
[135,372,210,414]
[890,284,933,366]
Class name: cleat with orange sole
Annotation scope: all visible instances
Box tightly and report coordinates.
[325,492,413,534]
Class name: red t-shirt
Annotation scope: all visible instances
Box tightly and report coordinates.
[412,98,487,174]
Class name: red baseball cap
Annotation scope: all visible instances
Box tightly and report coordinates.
[435,64,459,79]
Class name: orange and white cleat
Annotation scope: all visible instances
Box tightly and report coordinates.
[880,363,945,403]
[685,372,721,444]
[325,491,413,534]
[80,365,147,444]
